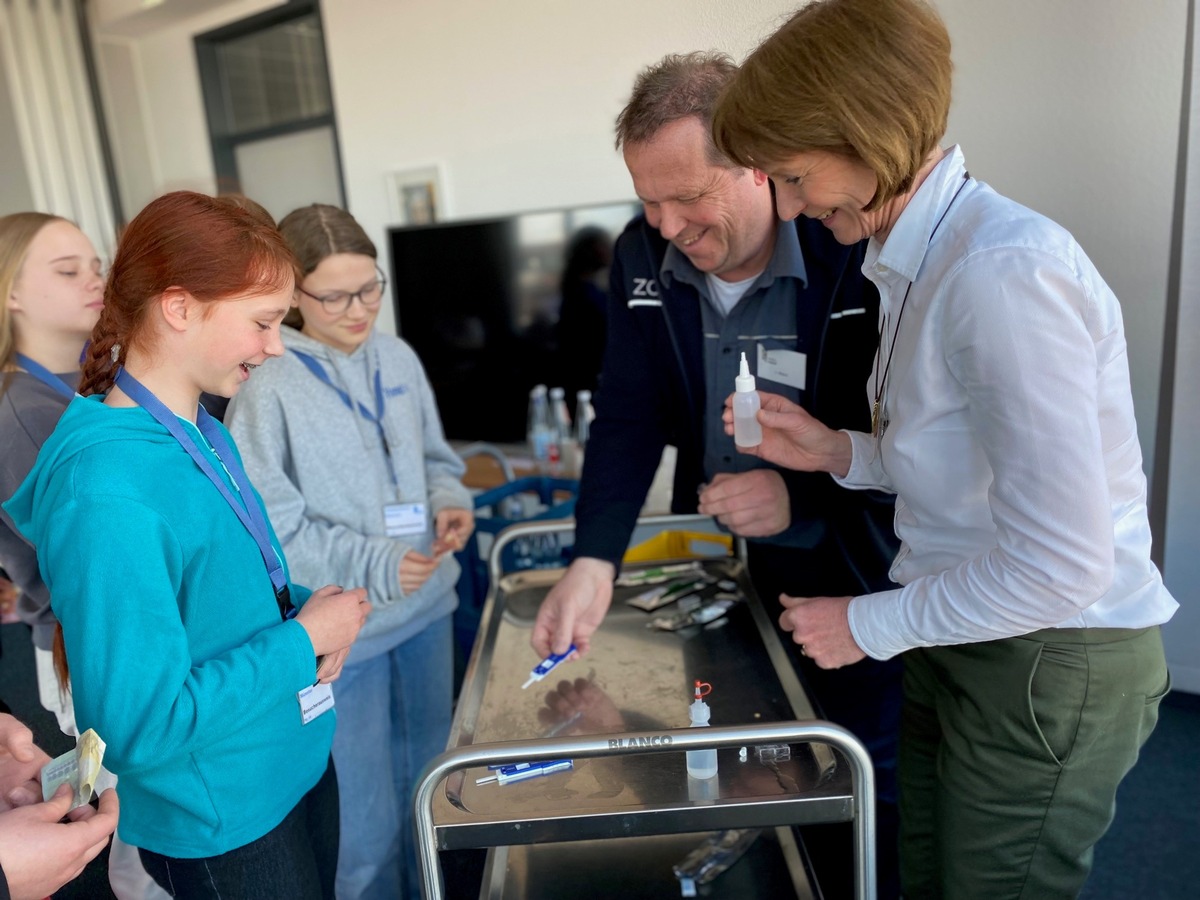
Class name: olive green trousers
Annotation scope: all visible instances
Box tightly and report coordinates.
[899,626,1169,899]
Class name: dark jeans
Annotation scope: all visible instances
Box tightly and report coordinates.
[746,538,903,900]
[139,756,340,900]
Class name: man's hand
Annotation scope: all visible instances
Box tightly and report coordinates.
[697,470,790,537]
[0,783,119,900]
[722,390,852,478]
[0,714,50,812]
[778,594,866,669]
[531,557,616,658]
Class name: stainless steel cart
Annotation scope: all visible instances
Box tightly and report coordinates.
[415,515,876,899]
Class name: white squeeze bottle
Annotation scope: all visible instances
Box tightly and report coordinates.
[686,681,718,779]
[733,352,763,448]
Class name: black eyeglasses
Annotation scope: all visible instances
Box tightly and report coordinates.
[296,267,388,316]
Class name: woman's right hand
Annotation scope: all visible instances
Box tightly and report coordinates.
[722,390,853,477]
[294,585,369,658]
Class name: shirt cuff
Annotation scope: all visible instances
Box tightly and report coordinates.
[847,587,912,660]
[832,430,886,491]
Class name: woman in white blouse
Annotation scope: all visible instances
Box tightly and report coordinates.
[711,1,1176,897]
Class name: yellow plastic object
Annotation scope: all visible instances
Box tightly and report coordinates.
[623,530,733,563]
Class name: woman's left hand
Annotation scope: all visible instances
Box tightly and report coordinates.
[778,595,866,669]
[433,507,475,556]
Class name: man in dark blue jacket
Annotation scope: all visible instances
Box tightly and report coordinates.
[531,52,903,896]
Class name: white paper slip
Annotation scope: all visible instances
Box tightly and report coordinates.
[41,728,106,811]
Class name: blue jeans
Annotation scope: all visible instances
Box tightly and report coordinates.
[331,616,453,900]
[138,756,339,899]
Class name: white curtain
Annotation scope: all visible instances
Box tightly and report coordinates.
[0,0,115,260]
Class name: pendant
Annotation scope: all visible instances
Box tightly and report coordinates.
[871,399,881,438]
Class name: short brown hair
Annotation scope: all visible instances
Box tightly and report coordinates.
[713,0,953,209]
[615,51,739,166]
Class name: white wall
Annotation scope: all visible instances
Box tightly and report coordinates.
[1163,3,1199,693]
[320,0,799,334]
[939,0,1185,485]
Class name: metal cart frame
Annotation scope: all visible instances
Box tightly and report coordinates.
[415,515,877,899]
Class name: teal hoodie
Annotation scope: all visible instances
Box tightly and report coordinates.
[3,394,333,859]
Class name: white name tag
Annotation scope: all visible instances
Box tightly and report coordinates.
[298,682,335,725]
[757,342,807,391]
[384,502,427,538]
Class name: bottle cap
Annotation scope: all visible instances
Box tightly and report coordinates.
[550,386,565,399]
[577,389,591,402]
[735,352,756,393]
[689,680,712,725]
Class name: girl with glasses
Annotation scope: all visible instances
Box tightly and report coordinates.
[225,203,474,900]
[5,192,370,900]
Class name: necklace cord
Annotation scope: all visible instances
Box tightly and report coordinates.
[871,172,970,438]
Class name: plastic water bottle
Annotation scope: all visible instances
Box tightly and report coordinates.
[527,384,554,471]
[732,352,762,448]
[686,681,718,779]
[549,386,573,475]
[574,389,595,448]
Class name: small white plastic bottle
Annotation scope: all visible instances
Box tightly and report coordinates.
[733,352,763,448]
[686,681,718,780]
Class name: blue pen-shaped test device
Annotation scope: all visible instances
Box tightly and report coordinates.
[521,644,577,689]
[475,759,574,785]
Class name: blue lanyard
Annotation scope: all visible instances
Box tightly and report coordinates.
[290,349,396,478]
[113,368,295,618]
[14,353,76,399]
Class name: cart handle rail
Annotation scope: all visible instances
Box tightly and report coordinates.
[414,719,875,900]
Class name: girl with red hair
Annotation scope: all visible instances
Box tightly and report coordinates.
[5,192,370,900]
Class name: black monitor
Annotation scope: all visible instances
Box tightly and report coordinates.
[388,201,639,443]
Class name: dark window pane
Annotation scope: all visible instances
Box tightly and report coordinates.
[213,14,330,136]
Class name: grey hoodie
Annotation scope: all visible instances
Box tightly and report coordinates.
[0,370,78,650]
[225,327,470,659]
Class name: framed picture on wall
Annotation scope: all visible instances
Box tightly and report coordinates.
[386,163,447,226]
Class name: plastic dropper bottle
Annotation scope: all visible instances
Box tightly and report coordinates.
[733,352,762,448]
[686,681,718,779]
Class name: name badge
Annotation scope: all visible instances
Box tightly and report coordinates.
[298,682,335,725]
[384,502,427,538]
[757,342,807,391]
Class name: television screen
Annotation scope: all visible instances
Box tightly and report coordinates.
[388,201,639,443]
